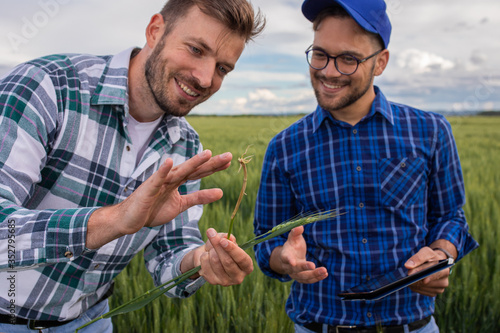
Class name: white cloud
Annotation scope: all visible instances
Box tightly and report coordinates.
[482,101,495,111]
[470,51,487,65]
[229,70,307,83]
[194,88,316,115]
[251,0,313,55]
[0,0,163,63]
[0,53,31,69]
[396,49,455,74]
[249,89,277,101]
[0,0,499,112]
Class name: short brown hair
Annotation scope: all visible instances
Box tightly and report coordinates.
[159,0,265,43]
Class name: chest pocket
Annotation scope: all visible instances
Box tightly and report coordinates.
[379,157,426,209]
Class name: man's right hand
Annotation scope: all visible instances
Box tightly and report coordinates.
[86,150,232,249]
[269,226,328,284]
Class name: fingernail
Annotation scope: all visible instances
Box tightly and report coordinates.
[207,229,216,238]
[221,152,231,159]
[200,149,209,157]
[220,238,229,248]
[406,260,415,267]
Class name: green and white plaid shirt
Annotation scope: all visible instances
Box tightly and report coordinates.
[0,48,206,321]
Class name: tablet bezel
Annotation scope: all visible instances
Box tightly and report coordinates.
[338,258,455,301]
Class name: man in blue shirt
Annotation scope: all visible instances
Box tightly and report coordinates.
[253,1,478,332]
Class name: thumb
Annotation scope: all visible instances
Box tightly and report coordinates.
[287,226,305,245]
[405,247,434,269]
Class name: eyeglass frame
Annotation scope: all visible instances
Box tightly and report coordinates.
[305,45,384,75]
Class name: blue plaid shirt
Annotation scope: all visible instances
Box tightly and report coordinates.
[254,87,478,326]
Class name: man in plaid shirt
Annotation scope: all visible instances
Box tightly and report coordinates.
[0,0,265,331]
[254,1,478,332]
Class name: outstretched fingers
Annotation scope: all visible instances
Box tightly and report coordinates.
[281,226,328,284]
[291,265,328,284]
[181,189,224,208]
[148,158,174,194]
[185,151,232,180]
[166,151,232,186]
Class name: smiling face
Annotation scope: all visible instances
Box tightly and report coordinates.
[310,15,388,124]
[143,6,246,118]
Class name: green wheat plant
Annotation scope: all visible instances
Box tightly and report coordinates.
[108,116,499,332]
[75,147,342,332]
[227,146,252,239]
[76,211,340,332]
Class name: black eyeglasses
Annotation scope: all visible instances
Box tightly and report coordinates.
[305,46,383,75]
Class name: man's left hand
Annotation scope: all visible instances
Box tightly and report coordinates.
[404,245,455,297]
[184,228,253,286]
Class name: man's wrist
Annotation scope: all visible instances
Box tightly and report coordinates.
[181,246,204,279]
[86,206,124,249]
[432,247,455,260]
[429,239,458,261]
[269,246,286,275]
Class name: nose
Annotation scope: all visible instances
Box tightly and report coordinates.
[193,60,216,89]
[322,59,343,78]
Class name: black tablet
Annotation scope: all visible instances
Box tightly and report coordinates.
[338,258,455,301]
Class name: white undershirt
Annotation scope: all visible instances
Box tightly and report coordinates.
[127,114,163,166]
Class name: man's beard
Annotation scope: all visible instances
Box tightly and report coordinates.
[312,64,375,112]
[144,39,206,117]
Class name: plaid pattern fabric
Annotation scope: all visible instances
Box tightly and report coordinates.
[0,48,206,321]
[254,87,478,326]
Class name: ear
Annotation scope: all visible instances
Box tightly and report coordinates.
[374,49,389,76]
[145,13,165,49]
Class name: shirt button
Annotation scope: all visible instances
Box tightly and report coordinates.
[367,312,372,318]
[126,146,131,152]
[356,166,362,172]
[401,162,406,168]
[362,238,368,244]
[353,129,358,134]
[64,251,73,258]
[124,186,129,193]
[359,202,364,208]
[94,264,100,269]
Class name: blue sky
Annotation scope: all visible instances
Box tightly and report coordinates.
[1,0,498,115]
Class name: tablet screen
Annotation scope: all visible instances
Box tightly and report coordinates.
[338,258,454,301]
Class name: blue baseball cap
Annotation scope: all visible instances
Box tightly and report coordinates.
[301,0,392,49]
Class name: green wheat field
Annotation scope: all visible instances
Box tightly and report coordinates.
[109,116,500,332]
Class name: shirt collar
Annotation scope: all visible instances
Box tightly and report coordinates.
[371,86,394,125]
[312,86,394,132]
[90,47,135,107]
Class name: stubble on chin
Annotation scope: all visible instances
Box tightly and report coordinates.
[144,55,174,116]
[145,58,210,118]
[312,83,357,113]
[143,46,192,117]
[312,75,373,113]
